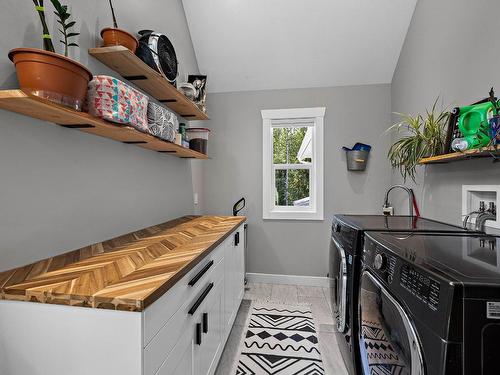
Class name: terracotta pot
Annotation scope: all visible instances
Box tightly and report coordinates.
[101,28,139,53]
[8,48,93,111]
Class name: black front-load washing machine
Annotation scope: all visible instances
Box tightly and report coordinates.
[328,215,479,374]
[360,231,500,374]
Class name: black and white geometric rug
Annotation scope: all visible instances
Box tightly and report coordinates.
[236,302,325,375]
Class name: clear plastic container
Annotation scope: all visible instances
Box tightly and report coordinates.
[186,128,210,154]
[451,138,469,151]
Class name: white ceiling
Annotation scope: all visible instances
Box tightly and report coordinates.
[182,0,417,93]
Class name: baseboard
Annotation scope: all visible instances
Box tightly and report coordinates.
[246,272,329,288]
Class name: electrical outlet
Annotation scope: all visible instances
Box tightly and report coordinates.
[383,206,394,216]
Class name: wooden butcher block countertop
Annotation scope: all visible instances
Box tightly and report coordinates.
[0,215,245,312]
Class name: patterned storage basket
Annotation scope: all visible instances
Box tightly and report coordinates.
[86,75,148,132]
[146,102,178,142]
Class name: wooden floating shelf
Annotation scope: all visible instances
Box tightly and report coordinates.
[89,46,208,121]
[0,90,208,159]
[419,146,500,164]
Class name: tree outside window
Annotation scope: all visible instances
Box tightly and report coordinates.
[273,127,311,206]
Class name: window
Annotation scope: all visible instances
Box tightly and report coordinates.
[262,107,325,220]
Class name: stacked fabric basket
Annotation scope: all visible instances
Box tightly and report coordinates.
[86,75,179,143]
[86,75,149,132]
[146,102,178,142]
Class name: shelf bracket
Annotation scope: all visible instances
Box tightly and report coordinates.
[122,75,147,81]
[123,141,148,144]
[58,123,96,129]
[158,150,177,153]
[488,151,500,163]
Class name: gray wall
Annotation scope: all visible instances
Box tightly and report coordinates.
[391,0,500,224]
[0,0,200,271]
[202,85,392,277]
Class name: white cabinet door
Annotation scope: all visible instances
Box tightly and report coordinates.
[223,224,246,339]
[155,323,195,375]
[195,280,224,375]
[170,335,195,375]
[234,226,245,303]
[223,238,235,335]
[154,259,225,375]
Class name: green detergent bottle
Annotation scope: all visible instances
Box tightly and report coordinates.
[452,101,496,151]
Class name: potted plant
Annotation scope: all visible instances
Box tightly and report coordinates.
[387,99,450,182]
[100,0,138,53]
[9,0,92,111]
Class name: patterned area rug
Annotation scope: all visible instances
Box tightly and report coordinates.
[236,302,325,374]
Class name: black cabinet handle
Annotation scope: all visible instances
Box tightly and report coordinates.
[235,232,240,246]
[196,322,202,345]
[203,312,209,334]
[188,283,214,315]
[188,260,214,287]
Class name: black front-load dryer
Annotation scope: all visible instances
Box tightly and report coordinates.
[360,232,500,375]
[329,215,478,374]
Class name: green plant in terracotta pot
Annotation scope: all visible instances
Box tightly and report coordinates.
[100,0,139,53]
[9,0,92,111]
[387,99,450,182]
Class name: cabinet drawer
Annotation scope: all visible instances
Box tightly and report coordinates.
[153,280,224,375]
[143,240,226,346]
[144,258,224,375]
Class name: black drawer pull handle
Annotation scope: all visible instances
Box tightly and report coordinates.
[235,232,240,246]
[188,283,214,315]
[188,260,214,287]
[196,322,202,345]
[203,312,209,334]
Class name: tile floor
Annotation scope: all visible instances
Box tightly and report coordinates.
[215,282,348,375]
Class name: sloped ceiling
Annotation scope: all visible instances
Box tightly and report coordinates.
[182,0,417,93]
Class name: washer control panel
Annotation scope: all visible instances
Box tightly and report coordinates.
[400,264,440,311]
[364,237,397,284]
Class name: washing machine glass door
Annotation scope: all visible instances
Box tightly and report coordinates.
[358,271,424,375]
[330,236,348,333]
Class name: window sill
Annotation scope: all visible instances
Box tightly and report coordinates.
[263,210,324,221]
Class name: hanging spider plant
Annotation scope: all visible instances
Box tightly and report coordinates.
[387,99,450,182]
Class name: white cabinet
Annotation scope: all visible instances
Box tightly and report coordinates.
[145,258,224,375]
[223,225,246,339]
[195,281,224,375]
[155,279,224,375]
[234,226,245,303]
[0,223,246,375]
[157,323,195,375]
[150,222,245,375]
[224,236,236,334]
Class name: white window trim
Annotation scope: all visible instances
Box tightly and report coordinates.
[262,107,325,220]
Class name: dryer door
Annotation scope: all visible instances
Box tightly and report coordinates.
[358,271,424,375]
[330,236,348,333]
